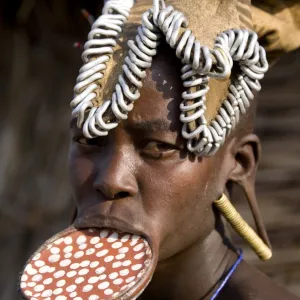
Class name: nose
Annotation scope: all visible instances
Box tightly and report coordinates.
[93,146,138,200]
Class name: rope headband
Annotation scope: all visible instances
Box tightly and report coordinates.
[71,0,268,156]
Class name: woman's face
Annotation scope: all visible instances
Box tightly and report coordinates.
[69,46,227,261]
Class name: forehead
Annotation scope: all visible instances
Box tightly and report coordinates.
[126,45,184,128]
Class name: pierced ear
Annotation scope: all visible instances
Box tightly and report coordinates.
[225,133,271,249]
[228,133,261,183]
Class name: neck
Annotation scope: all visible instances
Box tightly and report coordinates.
[139,229,238,300]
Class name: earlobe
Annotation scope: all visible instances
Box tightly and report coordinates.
[222,133,272,251]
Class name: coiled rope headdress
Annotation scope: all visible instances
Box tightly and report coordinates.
[71,0,268,157]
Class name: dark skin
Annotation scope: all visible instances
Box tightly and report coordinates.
[69,45,299,299]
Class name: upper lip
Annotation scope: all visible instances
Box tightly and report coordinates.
[74,214,147,240]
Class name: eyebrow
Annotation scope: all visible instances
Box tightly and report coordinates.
[126,119,172,133]
[70,117,173,133]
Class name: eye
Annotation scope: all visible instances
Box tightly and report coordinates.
[144,141,175,151]
[73,136,102,147]
[75,137,88,145]
[141,141,178,158]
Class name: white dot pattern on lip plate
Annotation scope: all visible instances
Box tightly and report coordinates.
[20,228,152,300]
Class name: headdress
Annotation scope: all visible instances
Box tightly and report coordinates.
[71,0,268,156]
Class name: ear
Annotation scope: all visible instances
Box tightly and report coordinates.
[224,133,271,249]
[228,133,261,183]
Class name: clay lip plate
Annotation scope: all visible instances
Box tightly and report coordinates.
[19,226,156,300]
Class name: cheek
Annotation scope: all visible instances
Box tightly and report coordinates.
[138,158,218,259]
[68,146,95,195]
[139,158,215,231]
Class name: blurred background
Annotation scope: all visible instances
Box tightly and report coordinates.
[0,0,299,299]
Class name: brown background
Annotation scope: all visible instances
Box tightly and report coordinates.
[0,1,299,299]
[234,48,300,297]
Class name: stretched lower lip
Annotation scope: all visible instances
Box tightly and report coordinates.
[20,226,155,300]
[74,215,152,248]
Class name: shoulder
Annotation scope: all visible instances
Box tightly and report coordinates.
[221,261,300,300]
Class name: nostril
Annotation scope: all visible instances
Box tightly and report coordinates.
[113,191,130,199]
[95,187,132,201]
[95,175,137,200]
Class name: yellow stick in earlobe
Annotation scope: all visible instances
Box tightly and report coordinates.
[214,194,272,261]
